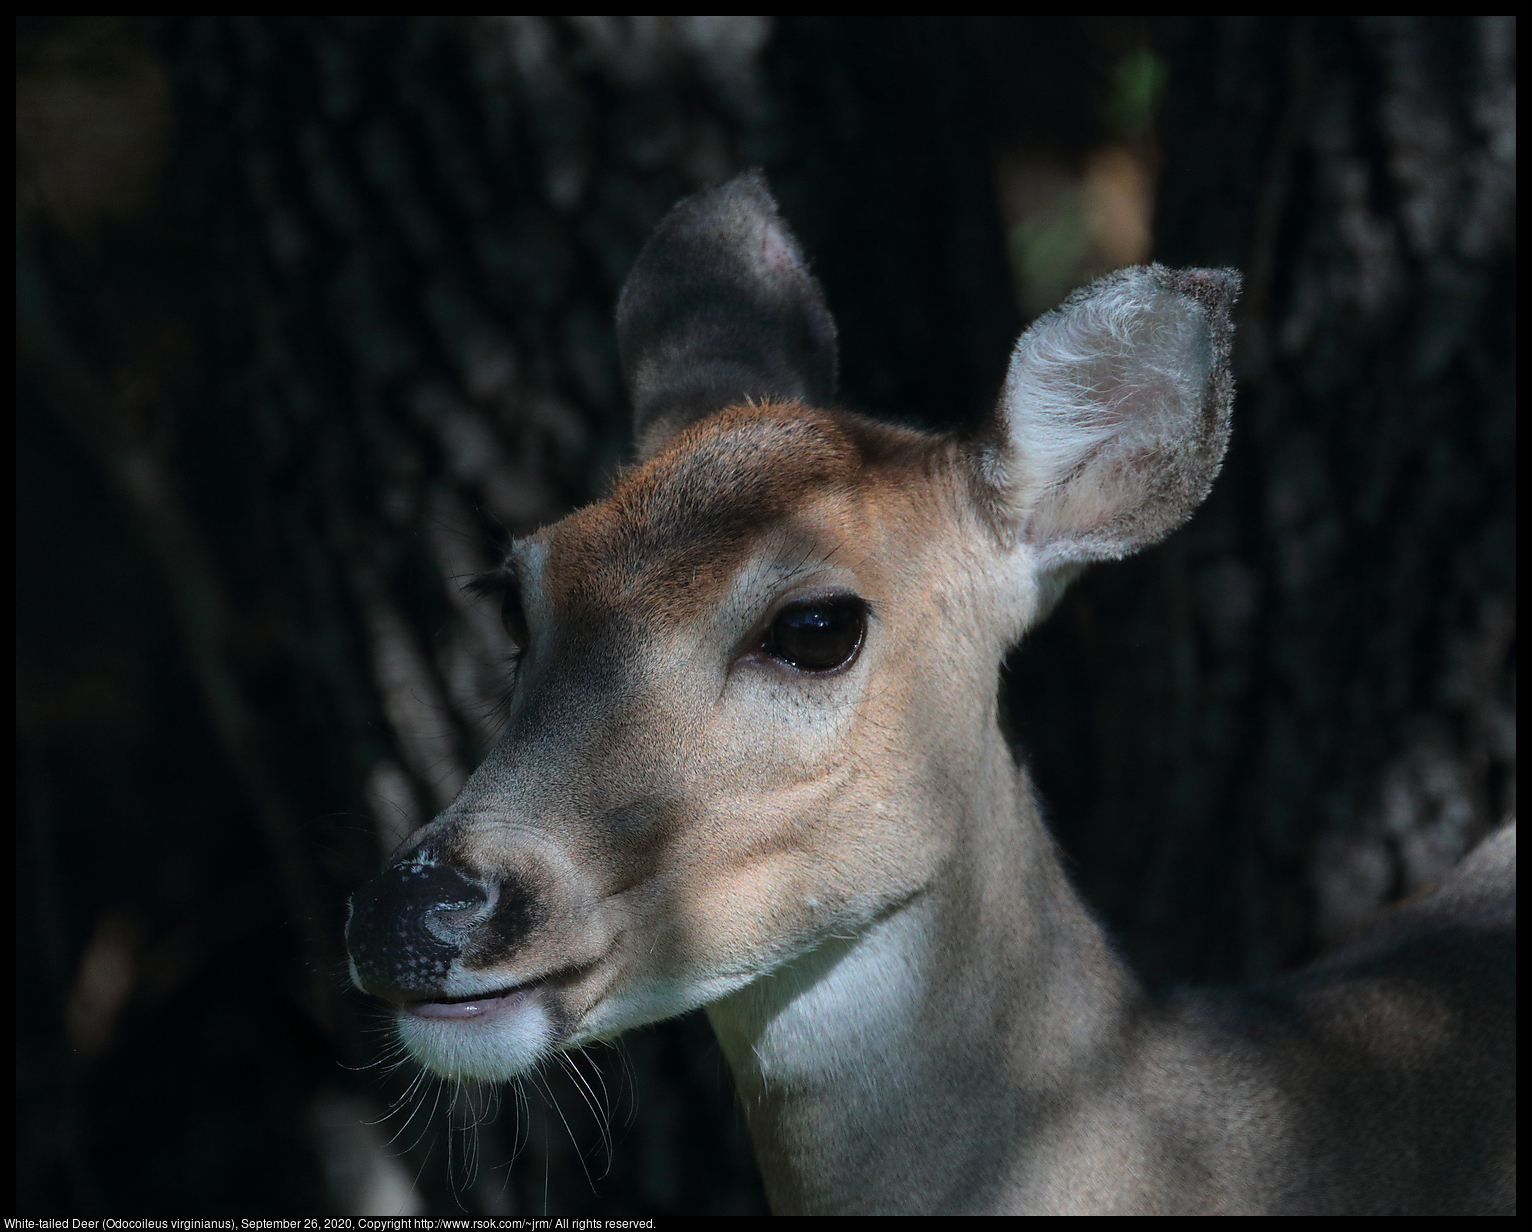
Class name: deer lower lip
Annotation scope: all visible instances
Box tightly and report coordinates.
[405,985,534,1019]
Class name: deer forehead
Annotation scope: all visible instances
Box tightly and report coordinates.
[535,400,974,628]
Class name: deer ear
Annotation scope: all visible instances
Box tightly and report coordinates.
[976,264,1239,573]
[616,170,839,461]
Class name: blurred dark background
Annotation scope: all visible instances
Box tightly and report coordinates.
[16,16,1515,1216]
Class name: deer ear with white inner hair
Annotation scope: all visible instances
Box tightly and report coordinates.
[974,264,1240,577]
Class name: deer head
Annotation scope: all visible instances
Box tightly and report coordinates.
[345,169,1238,1091]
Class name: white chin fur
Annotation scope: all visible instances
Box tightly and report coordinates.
[395,998,556,1081]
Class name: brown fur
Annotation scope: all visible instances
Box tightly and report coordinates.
[546,399,947,622]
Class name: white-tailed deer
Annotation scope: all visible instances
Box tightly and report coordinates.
[346,171,1516,1215]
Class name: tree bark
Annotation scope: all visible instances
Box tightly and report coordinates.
[1008,16,1516,984]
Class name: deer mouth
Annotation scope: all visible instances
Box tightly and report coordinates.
[400,956,604,1023]
[404,983,537,1020]
[394,970,570,1081]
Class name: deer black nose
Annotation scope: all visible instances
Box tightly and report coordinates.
[346,856,490,999]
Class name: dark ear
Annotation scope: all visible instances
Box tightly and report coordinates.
[975,264,1240,573]
[616,170,839,460]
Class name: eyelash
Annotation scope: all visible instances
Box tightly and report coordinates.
[467,569,528,663]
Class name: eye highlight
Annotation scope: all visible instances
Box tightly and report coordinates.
[761,596,867,673]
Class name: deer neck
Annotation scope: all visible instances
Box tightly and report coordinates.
[706,732,1149,1215]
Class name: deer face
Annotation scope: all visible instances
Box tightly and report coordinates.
[345,171,1237,1085]
[347,401,1019,1081]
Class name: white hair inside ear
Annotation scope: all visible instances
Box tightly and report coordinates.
[977,264,1240,574]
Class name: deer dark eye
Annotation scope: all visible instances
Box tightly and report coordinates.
[763,598,867,673]
[501,585,529,651]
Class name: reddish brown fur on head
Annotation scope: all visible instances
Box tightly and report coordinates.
[545,399,943,624]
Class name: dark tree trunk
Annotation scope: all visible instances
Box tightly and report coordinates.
[1008,16,1516,985]
[764,17,1022,430]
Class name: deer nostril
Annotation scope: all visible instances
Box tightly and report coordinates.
[423,883,498,944]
